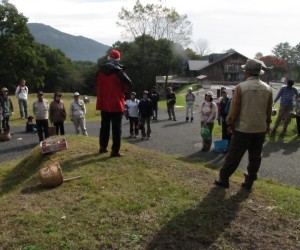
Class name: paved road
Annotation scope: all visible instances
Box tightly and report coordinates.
[1,84,299,186]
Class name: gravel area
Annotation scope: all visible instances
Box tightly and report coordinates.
[1,85,299,186]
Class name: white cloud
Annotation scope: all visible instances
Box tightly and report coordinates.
[9,0,300,58]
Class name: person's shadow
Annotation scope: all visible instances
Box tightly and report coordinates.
[147,186,249,249]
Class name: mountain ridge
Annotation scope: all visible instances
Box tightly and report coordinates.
[27,23,110,62]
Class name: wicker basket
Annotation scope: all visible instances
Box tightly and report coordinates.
[38,162,64,188]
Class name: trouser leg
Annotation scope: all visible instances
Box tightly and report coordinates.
[18,99,24,118]
[111,112,122,153]
[146,117,151,137]
[167,104,172,119]
[23,100,28,118]
[246,132,265,181]
[100,111,111,149]
[219,131,249,180]
[129,117,134,135]
[79,118,88,135]
[296,116,300,135]
[133,117,139,135]
[36,119,44,142]
[171,104,176,119]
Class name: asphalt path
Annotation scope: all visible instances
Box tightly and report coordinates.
[1,84,299,186]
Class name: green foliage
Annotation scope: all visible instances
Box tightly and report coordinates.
[272,42,300,80]
[100,35,187,96]
[0,1,46,89]
[117,0,192,47]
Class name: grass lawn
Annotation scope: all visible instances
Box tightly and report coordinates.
[0,136,299,249]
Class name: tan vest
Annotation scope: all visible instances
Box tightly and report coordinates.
[236,77,272,133]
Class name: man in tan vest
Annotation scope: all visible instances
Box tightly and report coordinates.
[215,58,273,191]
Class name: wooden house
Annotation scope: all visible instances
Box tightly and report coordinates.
[187,51,248,86]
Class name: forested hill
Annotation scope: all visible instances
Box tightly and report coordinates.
[27,23,110,62]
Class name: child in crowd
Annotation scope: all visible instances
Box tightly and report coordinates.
[26,115,37,133]
[138,90,153,140]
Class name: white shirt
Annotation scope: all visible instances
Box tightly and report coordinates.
[15,85,28,100]
[125,99,139,117]
[33,99,49,120]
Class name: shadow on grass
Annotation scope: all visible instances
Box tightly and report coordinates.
[147,187,249,249]
[262,136,300,157]
[0,148,48,195]
[179,151,226,170]
[0,151,105,195]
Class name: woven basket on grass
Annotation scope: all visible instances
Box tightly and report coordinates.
[38,162,63,188]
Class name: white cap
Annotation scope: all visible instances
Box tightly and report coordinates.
[74,92,80,96]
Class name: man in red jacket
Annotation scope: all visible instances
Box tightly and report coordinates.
[96,50,132,157]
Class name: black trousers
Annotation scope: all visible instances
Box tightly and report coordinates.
[221,121,232,148]
[296,116,300,135]
[36,119,49,142]
[152,102,158,119]
[99,111,123,153]
[129,116,139,136]
[54,121,65,135]
[219,130,266,182]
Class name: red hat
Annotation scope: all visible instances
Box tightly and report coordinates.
[108,50,120,60]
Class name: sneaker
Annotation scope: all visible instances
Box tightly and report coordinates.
[173,118,177,121]
[146,136,150,140]
[133,135,138,138]
[141,136,146,140]
[214,179,229,188]
[168,118,172,120]
[129,135,134,138]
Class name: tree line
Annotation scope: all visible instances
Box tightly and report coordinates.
[1,0,299,98]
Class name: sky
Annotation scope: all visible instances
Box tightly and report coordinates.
[9,0,300,58]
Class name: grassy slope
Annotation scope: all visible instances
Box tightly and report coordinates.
[0,136,299,249]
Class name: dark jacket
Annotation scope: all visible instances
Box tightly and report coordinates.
[166,92,176,105]
[151,91,160,103]
[96,60,132,112]
[138,98,153,118]
[218,97,230,120]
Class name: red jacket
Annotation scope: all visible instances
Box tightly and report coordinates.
[96,60,132,112]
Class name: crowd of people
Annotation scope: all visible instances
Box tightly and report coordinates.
[1,51,300,190]
[0,86,88,142]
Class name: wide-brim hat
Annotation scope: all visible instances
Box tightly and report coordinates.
[241,58,265,75]
[1,87,8,92]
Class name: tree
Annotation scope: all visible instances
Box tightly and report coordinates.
[255,52,263,59]
[97,36,185,96]
[117,0,192,47]
[193,38,211,56]
[260,55,288,81]
[0,1,46,90]
[272,42,300,80]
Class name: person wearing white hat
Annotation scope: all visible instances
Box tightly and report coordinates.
[199,91,217,151]
[70,92,88,136]
[215,58,273,191]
